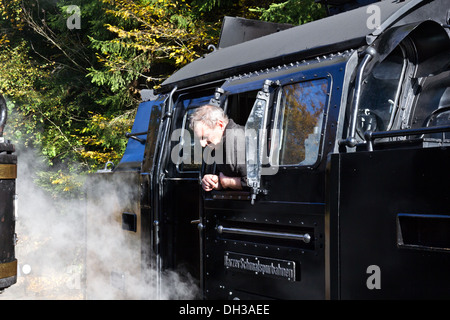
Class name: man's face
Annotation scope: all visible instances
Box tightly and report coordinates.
[193,121,225,148]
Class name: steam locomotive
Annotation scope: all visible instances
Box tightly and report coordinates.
[86,0,450,299]
[0,95,17,292]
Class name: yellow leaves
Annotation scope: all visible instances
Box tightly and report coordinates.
[72,112,133,170]
[175,55,185,65]
[0,34,10,48]
[98,0,217,72]
[80,150,115,163]
[0,42,47,97]
[0,0,25,30]
[48,171,83,193]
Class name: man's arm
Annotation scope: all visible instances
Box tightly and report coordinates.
[219,172,242,190]
[202,173,243,191]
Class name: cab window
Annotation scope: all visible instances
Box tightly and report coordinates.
[226,90,258,126]
[273,78,329,166]
[357,46,406,136]
[141,96,165,172]
[172,89,258,173]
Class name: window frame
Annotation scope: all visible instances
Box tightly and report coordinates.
[172,92,215,173]
[173,85,268,174]
[355,45,408,139]
[268,73,332,170]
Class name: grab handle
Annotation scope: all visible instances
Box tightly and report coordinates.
[216,225,311,243]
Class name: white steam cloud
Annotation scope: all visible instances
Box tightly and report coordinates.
[0,144,198,300]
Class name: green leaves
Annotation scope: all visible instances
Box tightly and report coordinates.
[251,0,326,25]
[88,0,217,94]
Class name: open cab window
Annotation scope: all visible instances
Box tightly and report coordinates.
[172,95,213,173]
[356,46,407,138]
[171,88,257,175]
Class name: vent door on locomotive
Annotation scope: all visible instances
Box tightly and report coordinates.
[192,51,358,300]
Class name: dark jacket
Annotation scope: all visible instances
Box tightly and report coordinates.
[205,119,248,188]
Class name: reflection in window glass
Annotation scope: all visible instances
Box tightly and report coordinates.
[411,73,450,129]
[142,99,164,172]
[277,78,328,166]
[146,104,163,152]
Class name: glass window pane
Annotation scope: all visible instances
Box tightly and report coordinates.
[357,47,405,135]
[278,78,328,166]
[141,97,165,172]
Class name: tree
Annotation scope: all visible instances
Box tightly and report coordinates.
[192,0,326,25]
[251,0,326,25]
[88,0,219,94]
[0,0,133,197]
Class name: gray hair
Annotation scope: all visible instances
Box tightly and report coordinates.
[189,104,229,130]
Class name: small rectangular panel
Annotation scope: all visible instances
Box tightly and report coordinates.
[397,213,450,251]
[122,212,137,232]
[0,164,16,179]
[0,259,17,279]
[224,251,296,281]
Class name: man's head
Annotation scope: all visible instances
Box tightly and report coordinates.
[190,104,229,148]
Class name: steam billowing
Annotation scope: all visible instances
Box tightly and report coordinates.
[0,145,198,300]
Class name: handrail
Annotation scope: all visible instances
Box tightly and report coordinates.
[216,225,311,243]
[153,85,177,300]
[364,125,450,151]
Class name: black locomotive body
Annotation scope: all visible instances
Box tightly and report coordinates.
[0,95,17,292]
[86,0,450,299]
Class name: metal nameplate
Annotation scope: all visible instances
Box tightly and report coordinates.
[224,251,296,281]
[0,259,17,279]
[0,164,16,179]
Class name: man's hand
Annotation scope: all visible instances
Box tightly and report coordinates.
[202,173,243,191]
[201,174,221,191]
